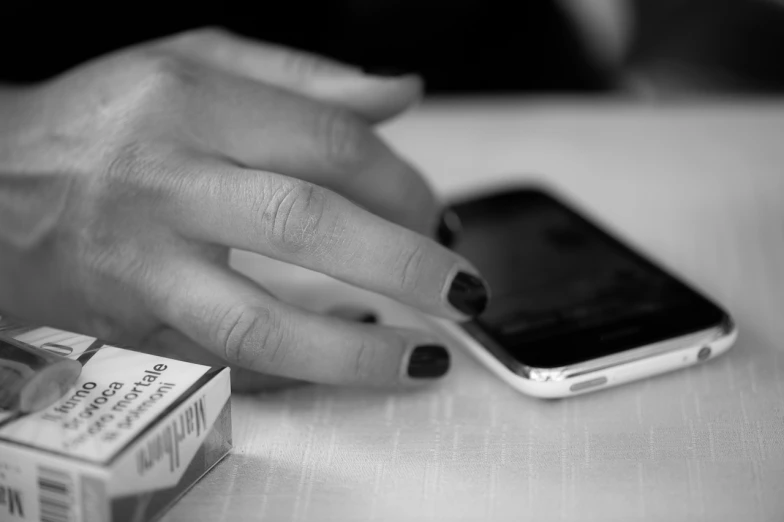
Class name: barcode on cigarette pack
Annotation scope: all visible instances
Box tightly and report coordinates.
[37,466,74,522]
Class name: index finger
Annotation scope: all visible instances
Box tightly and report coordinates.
[174,67,440,238]
[160,160,489,321]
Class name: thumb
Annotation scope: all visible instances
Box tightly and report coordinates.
[158,27,423,122]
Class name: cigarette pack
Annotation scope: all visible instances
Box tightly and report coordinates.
[0,319,232,522]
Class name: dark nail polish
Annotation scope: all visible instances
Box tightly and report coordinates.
[358,313,378,324]
[328,306,379,324]
[436,209,462,248]
[408,345,450,379]
[363,66,414,78]
[448,272,489,317]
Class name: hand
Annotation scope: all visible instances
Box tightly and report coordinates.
[0,28,489,391]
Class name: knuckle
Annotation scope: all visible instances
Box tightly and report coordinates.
[71,53,197,142]
[262,181,328,255]
[278,49,328,80]
[129,52,200,103]
[103,141,180,205]
[217,304,285,369]
[350,338,378,382]
[392,243,427,292]
[316,108,374,172]
[79,232,158,298]
[180,26,231,44]
[348,331,408,384]
[81,237,124,276]
[105,141,152,186]
[164,26,232,56]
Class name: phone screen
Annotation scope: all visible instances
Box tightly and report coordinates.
[452,188,726,369]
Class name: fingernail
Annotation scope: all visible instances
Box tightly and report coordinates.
[408,345,450,379]
[358,313,378,324]
[363,66,415,78]
[448,272,489,317]
[436,209,462,248]
[327,306,379,324]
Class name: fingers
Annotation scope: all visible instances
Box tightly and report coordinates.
[157,27,423,122]
[141,327,304,393]
[180,71,438,236]
[148,257,451,387]
[161,164,488,321]
[140,306,383,392]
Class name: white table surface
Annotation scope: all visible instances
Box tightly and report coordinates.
[162,98,784,522]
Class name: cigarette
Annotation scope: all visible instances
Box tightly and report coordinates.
[0,334,82,413]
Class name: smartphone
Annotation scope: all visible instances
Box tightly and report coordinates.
[436,185,737,398]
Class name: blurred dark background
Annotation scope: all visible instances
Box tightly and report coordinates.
[2,0,783,96]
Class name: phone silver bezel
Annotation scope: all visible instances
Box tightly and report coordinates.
[468,316,734,382]
[432,315,737,397]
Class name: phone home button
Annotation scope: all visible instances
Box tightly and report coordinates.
[569,376,608,393]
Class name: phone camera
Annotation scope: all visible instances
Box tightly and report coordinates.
[697,346,712,361]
